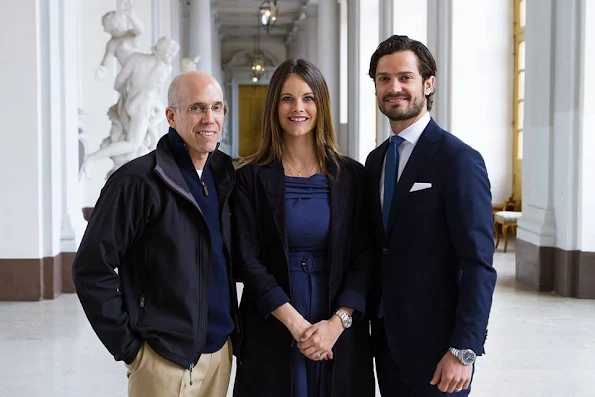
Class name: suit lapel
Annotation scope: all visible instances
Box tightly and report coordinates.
[386,119,443,237]
[328,161,351,264]
[259,161,288,253]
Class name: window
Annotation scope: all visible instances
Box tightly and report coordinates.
[512,0,525,204]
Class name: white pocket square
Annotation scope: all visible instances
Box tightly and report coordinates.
[409,182,432,192]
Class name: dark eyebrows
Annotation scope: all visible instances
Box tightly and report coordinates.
[376,71,416,77]
[280,92,315,97]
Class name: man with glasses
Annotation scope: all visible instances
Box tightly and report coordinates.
[73,71,239,397]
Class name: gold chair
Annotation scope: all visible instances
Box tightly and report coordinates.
[493,196,521,253]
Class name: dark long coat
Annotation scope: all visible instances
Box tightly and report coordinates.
[232,157,375,397]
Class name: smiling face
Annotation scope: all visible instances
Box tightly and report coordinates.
[277,74,318,139]
[374,50,435,122]
[166,73,224,164]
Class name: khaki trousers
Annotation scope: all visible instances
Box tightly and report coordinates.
[127,339,232,397]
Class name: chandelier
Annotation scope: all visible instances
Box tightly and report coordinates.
[251,54,266,76]
[259,0,278,33]
[250,21,266,83]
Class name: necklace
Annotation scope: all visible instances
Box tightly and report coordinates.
[283,159,316,177]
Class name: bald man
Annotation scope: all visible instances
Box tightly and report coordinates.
[73,72,239,397]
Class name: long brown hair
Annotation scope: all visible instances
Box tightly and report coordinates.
[237,59,342,174]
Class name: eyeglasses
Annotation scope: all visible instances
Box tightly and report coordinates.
[187,104,227,117]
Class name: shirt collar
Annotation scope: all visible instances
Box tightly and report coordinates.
[390,111,431,145]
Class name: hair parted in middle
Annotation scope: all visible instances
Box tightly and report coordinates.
[237,58,342,175]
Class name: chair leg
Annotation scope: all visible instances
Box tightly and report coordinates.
[503,223,509,253]
[494,221,500,249]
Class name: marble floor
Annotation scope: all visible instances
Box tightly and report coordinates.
[1,239,595,397]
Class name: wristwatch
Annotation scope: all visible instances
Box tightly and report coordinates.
[334,310,353,329]
[448,347,476,365]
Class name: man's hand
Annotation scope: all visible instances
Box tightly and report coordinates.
[430,352,472,393]
[297,316,344,361]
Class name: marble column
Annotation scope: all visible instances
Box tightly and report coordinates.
[426,0,451,130]
[376,0,393,144]
[317,0,340,140]
[285,37,296,59]
[347,0,379,162]
[212,18,223,83]
[61,0,87,293]
[305,5,318,65]
[295,20,308,60]
[189,0,212,74]
[517,0,595,298]
[346,0,360,159]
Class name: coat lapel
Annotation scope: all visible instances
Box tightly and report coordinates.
[386,119,443,237]
[259,161,288,253]
[328,161,351,263]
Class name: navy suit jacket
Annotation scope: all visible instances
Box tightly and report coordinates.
[365,118,497,370]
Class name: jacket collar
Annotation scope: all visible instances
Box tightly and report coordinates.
[154,128,234,212]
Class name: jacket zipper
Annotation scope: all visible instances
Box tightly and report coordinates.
[194,237,210,381]
[198,142,220,196]
[139,292,147,324]
[188,363,194,385]
[154,148,224,378]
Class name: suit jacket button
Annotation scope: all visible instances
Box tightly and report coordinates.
[382,248,388,255]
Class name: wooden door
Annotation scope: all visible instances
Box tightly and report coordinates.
[238,84,268,158]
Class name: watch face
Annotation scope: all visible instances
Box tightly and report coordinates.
[343,316,352,328]
[461,350,476,364]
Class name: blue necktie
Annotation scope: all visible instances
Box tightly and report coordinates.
[382,135,404,231]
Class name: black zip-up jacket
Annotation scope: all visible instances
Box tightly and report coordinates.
[72,133,239,371]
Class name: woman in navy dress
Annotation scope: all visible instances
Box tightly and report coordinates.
[232,59,375,397]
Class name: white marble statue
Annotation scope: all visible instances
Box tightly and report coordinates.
[84,36,180,178]
[94,0,142,81]
[181,56,201,73]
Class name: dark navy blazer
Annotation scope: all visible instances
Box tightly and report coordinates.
[232,157,375,397]
[365,118,497,370]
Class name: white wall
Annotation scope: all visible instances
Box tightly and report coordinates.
[393,0,428,44]
[450,0,513,204]
[579,0,595,251]
[0,0,44,258]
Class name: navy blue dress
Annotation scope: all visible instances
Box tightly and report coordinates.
[285,174,331,397]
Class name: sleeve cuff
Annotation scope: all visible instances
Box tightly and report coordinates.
[121,337,143,365]
[449,331,486,356]
[257,286,291,318]
[336,290,366,319]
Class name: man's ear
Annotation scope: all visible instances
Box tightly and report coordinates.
[165,107,176,128]
[424,76,436,96]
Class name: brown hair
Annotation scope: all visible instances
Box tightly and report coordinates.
[237,59,342,174]
[369,35,437,111]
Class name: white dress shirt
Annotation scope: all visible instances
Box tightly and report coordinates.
[379,111,431,211]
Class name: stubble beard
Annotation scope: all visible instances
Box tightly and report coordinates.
[378,94,426,122]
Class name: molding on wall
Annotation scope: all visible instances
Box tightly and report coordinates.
[516,239,595,298]
[0,253,78,301]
